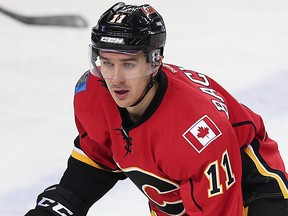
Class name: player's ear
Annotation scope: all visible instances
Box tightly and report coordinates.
[151,55,162,78]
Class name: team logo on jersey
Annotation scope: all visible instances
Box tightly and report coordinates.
[182,115,222,153]
[75,71,90,94]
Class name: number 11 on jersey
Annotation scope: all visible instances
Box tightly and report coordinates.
[204,150,236,198]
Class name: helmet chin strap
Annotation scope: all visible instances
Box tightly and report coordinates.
[129,70,160,107]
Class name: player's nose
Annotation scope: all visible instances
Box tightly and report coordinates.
[110,65,125,81]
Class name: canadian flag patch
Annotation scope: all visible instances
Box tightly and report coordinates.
[182,115,222,153]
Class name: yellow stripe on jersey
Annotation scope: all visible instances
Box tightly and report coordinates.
[150,210,157,216]
[245,145,288,198]
[243,206,248,216]
[71,148,121,173]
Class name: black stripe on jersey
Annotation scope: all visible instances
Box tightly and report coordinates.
[74,135,82,148]
[60,155,126,207]
[189,179,203,212]
[250,139,288,184]
[232,120,257,133]
[249,139,288,191]
[242,138,288,206]
[80,131,87,139]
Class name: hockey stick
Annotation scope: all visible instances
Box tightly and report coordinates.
[0,5,88,28]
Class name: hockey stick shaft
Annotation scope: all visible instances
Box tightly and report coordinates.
[0,5,88,28]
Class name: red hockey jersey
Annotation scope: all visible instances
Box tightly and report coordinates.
[72,64,288,216]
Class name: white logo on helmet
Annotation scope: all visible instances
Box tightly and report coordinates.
[100,36,124,44]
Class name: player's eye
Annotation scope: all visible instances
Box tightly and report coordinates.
[102,60,113,68]
[123,62,135,69]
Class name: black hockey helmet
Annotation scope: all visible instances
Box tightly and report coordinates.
[91,2,166,56]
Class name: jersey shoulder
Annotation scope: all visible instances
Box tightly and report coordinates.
[75,70,90,95]
[74,71,106,95]
[73,71,114,112]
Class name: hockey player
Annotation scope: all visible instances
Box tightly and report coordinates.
[25,2,288,216]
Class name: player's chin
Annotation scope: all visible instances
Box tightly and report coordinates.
[111,92,134,108]
[113,97,132,108]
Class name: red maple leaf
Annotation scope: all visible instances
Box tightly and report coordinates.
[197,126,209,138]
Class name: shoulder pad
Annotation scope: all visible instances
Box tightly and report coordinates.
[75,71,90,95]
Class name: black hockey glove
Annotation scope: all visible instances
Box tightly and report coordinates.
[25,208,54,216]
[24,184,89,216]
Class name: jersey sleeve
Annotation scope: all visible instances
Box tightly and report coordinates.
[59,71,127,207]
[60,136,126,207]
[73,71,121,171]
[163,67,287,214]
[189,73,288,210]
[73,115,120,171]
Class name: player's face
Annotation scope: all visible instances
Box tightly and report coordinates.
[100,51,154,108]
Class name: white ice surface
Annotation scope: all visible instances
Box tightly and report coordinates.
[0,0,287,215]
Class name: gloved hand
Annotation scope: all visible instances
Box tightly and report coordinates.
[24,184,88,216]
[25,208,54,216]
